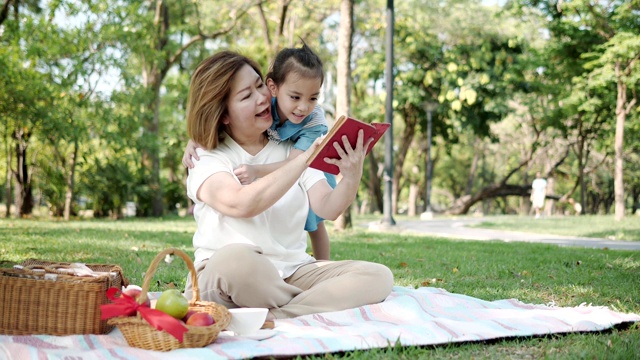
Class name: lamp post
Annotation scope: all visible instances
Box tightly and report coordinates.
[420,102,438,220]
[381,0,395,226]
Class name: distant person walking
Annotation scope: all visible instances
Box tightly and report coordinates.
[531,172,547,219]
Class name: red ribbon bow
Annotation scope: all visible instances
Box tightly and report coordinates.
[100,287,188,342]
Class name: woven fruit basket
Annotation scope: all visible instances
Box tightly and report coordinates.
[0,259,127,335]
[107,248,230,351]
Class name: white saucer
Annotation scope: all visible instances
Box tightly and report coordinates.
[220,329,277,341]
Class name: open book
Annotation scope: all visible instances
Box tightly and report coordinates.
[306,115,391,175]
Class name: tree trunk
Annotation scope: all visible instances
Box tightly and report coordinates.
[333,0,354,230]
[465,138,479,196]
[448,182,561,215]
[408,183,419,216]
[142,1,168,217]
[4,139,11,217]
[63,139,78,221]
[391,110,418,214]
[13,128,33,217]
[368,153,383,214]
[544,176,555,216]
[577,119,586,215]
[632,186,639,216]
[150,87,163,216]
[613,62,627,221]
[0,0,13,27]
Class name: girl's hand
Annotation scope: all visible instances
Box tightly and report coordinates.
[182,139,201,169]
[234,164,258,185]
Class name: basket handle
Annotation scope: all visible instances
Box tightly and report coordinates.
[139,248,200,305]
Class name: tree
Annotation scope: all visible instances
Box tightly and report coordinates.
[0,0,40,27]
[255,0,290,59]
[332,0,355,230]
[111,0,253,216]
[0,23,53,217]
[584,30,640,220]
[39,3,114,220]
[4,0,634,220]
[394,0,525,214]
[514,0,640,219]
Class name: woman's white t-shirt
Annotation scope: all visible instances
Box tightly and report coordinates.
[186,133,326,278]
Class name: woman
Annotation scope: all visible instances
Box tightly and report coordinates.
[184,50,394,319]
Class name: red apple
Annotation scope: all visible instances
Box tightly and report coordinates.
[183,309,198,322]
[122,288,151,307]
[186,312,215,327]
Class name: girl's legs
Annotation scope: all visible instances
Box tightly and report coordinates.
[308,221,330,260]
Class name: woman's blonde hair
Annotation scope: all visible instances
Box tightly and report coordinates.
[186,51,264,150]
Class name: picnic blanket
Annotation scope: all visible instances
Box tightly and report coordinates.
[1,286,639,359]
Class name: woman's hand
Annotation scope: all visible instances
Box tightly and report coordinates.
[306,130,373,221]
[182,139,201,169]
[323,130,374,178]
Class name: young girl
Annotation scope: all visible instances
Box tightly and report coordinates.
[183,42,336,260]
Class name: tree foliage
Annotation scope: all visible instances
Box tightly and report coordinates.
[0,0,638,220]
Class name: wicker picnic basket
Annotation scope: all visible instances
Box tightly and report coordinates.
[0,259,127,335]
[107,248,231,351]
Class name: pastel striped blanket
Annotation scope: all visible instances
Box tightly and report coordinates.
[1,286,638,359]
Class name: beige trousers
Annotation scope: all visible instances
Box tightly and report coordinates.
[184,244,394,319]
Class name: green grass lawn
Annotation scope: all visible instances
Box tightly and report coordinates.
[470,215,640,241]
[1,215,639,359]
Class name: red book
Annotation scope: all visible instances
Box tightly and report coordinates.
[306,115,391,175]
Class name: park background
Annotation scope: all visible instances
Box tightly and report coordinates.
[1,0,639,225]
[1,2,640,358]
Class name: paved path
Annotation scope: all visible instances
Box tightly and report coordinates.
[366,217,640,251]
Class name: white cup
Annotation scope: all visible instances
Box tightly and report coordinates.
[227,308,268,336]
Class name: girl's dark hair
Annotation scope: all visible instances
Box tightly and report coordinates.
[266,41,324,86]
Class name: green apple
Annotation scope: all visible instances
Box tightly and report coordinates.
[155,289,189,319]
